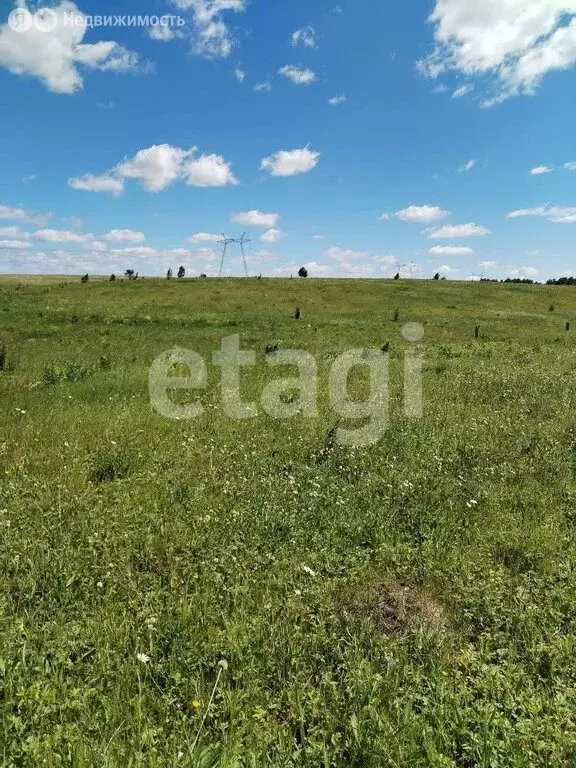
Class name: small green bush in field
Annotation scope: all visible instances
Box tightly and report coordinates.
[43,360,94,385]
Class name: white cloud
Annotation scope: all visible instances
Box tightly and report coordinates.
[419,1,576,104]
[374,254,398,266]
[23,174,36,183]
[148,24,183,42]
[69,143,237,195]
[429,245,474,256]
[254,80,271,92]
[172,0,247,59]
[458,159,476,173]
[234,67,245,82]
[231,210,279,228]
[565,161,576,171]
[188,232,222,242]
[291,27,316,48]
[452,84,472,98]
[68,173,124,196]
[0,1,143,94]
[0,240,30,249]
[260,147,320,177]
[183,153,238,187]
[530,165,553,175]
[0,226,30,239]
[505,265,539,279]
[0,204,50,226]
[479,260,497,269]
[328,94,346,105]
[278,65,316,85]
[118,144,191,192]
[34,229,93,243]
[325,246,368,262]
[427,223,491,238]
[312,234,326,240]
[384,205,450,223]
[101,229,145,243]
[506,205,576,223]
[260,228,286,243]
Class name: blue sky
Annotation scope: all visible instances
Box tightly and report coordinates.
[1,0,576,279]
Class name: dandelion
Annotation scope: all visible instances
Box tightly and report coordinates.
[136,652,150,664]
[190,699,201,709]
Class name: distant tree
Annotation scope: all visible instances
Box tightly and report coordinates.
[110,274,116,281]
[393,272,400,280]
[298,266,308,278]
[433,272,440,280]
[177,266,186,279]
[166,268,173,280]
[199,273,207,279]
[81,274,89,283]
[125,269,135,280]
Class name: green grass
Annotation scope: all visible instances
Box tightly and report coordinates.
[1,276,576,766]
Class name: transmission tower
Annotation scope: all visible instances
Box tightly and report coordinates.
[217,232,251,277]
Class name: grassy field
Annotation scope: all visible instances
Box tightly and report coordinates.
[1,275,576,766]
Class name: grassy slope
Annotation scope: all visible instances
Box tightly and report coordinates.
[1,277,576,766]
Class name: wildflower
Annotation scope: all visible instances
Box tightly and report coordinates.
[302,565,316,577]
[294,589,302,596]
[96,581,103,589]
[217,659,228,671]
[190,699,201,709]
[136,653,150,664]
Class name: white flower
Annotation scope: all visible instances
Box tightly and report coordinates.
[96,581,103,588]
[302,565,316,577]
[136,653,150,664]
[294,589,302,596]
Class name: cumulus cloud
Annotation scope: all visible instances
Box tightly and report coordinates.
[0,1,144,94]
[254,80,272,92]
[231,210,279,228]
[328,94,346,105]
[260,228,286,243]
[291,27,316,48]
[565,161,576,170]
[530,165,553,175]
[506,205,576,223]
[505,265,539,279]
[278,64,316,85]
[68,173,124,196]
[0,226,30,239]
[0,240,30,249]
[383,205,450,223]
[427,223,491,238]
[0,204,50,226]
[452,84,473,98]
[325,246,368,262]
[101,229,145,243]
[479,260,497,269]
[171,0,247,59]
[69,143,237,195]
[183,153,238,187]
[429,245,474,256]
[260,147,320,177]
[458,159,476,172]
[187,232,222,242]
[33,229,93,243]
[419,0,576,104]
[234,67,245,82]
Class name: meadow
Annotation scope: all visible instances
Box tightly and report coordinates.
[1,275,576,766]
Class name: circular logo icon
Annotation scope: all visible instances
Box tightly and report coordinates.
[7,8,33,33]
[33,7,58,33]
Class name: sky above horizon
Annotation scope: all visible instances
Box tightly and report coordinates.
[1,0,576,280]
